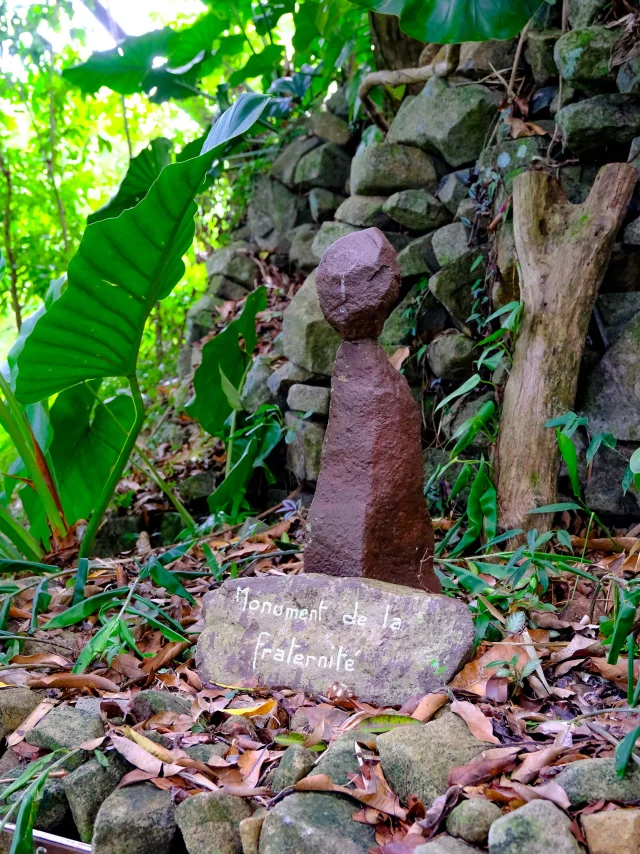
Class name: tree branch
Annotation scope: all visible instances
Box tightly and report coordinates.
[77,0,128,43]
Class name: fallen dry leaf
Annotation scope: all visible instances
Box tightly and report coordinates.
[411,694,448,722]
[448,746,520,787]
[7,699,56,747]
[295,773,407,820]
[226,697,277,717]
[27,672,120,692]
[388,347,411,371]
[450,642,529,696]
[450,700,499,744]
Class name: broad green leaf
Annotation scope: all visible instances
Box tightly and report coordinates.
[528,502,581,514]
[125,606,189,643]
[220,368,244,411]
[29,577,51,633]
[41,587,129,628]
[480,480,497,542]
[435,373,481,413]
[208,439,258,516]
[72,558,89,606]
[15,93,271,406]
[555,529,573,552]
[147,556,196,605]
[630,447,640,475]
[481,529,523,551]
[557,430,581,498]
[186,287,267,436]
[347,0,545,45]
[48,382,136,524]
[608,599,639,665]
[74,615,120,673]
[0,559,59,575]
[484,300,521,324]
[448,562,489,593]
[88,138,172,224]
[228,44,284,88]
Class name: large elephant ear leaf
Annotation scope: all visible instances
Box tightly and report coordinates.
[48,382,136,524]
[88,138,172,224]
[348,0,545,43]
[15,93,271,406]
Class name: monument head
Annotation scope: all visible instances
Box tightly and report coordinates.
[316,228,400,340]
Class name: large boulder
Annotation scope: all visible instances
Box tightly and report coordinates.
[247,176,308,252]
[378,711,486,806]
[295,143,351,192]
[350,143,438,195]
[488,800,581,854]
[382,189,451,232]
[583,442,640,516]
[281,271,341,374]
[175,791,251,854]
[259,793,375,853]
[387,78,498,168]
[554,25,618,83]
[580,311,640,440]
[271,136,322,188]
[556,94,640,151]
[92,784,176,854]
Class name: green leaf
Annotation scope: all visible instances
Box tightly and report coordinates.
[10,765,52,854]
[481,529,523,551]
[29,577,51,633]
[125,606,189,643]
[15,94,271,405]
[528,502,581,514]
[557,430,581,498]
[520,659,542,678]
[74,615,120,673]
[615,724,640,779]
[451,400,495,457]
[608,599,638,665]
[484,300,521,324]
[630,448,640,475]
[435,374,481,413]
[41,587,129,629]
[447,562,489,593]
[72,558,90,607]
[0,559,59,575]
[88,138,172,224]
[229,44,284,87]
[450,463,472,502]
[186,287,268,436]
[354,714,421,733]
[219,368,244,411]
[208,440,258,516]
[355,0,547,43]
[480,480,497,542]
[148,556,196,605]
[555,529,573,552]
[48,382,136,524]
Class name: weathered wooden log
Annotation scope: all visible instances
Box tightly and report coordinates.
[495,164,637,533]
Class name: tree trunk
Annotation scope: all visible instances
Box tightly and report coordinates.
[369,12,424,71]
[495,164,637,534]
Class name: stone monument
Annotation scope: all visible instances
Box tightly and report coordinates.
[304,228,440,593]
[196,229,474,706]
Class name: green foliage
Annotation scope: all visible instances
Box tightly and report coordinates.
[348,0,546,45]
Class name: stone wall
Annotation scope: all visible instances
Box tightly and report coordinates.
[184,3,640,521]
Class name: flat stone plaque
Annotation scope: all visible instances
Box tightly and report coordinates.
[196,574,474,706]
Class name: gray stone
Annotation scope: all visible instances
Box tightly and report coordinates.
[312,221,363,261]
[309,188,345,223]
[26,704,104,751]
[179,469,217,505]
[387,78,498,168]
[196,575,474,708]
[438,173,469,215]
[596,292,640,346]
[432,223,471,268]
[556,95,640,152]
[526,29,562,86]
[554,757,640,805]
[271,136,322,188]
[624,216,640,245]
[282,271,341,374]
[382,190,451,232]
[93,515,144,557]
[272,744,317,792]
[350,143,438,195]
[441,393,494,448]
[397,233,439,279]
[618,57,640,95]
[206,246,256,288]
[130,689,192,720]
[209,274,251,301]
[479,138,548,191]
[267,361,316,399]
[289,223,320,272]
[429,250,487,334]
[92,784,176,854]
[259,792,375,853]
[559,163,599,204]
[308,733,364,786]
[327,86,349,119]
[427,334,476,380]
[414,837,479,854]
[0,687,41,740]
[295,143,351,192]
[385,231,412,254]
[186,293,223,343]
[554,26,618,83]
[247,176,308,252]
[240,810,266,854]
[378,711,486,806]
[6,773,69,832]
[175,791,251,854]
[456,39,518,78]
[284,412,325,482]
[240,355,276,413]
[455,198,476,225]
[488,799,581,854]
[379,284,422,349]
[584,442,640,517]
[581,311,640,440]
[568,0,606,29]
[307,110,351,146]
[447,798,502,845]
[335,196,394,229]
[629,135,640,166]
[185,743,229,763]
[64,753,129,842]
[287,384,330,416]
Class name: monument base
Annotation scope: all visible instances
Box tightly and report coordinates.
[196,574,474,707]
